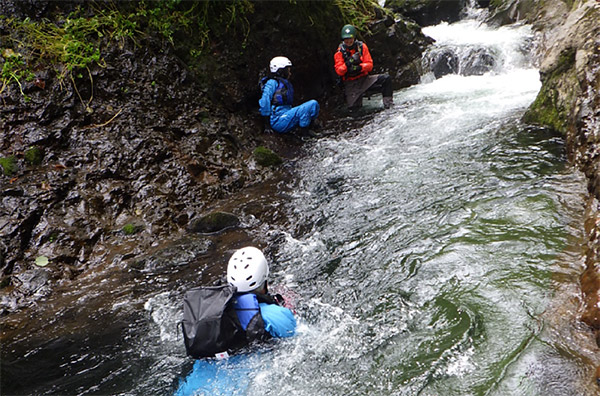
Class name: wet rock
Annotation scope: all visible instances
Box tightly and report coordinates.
[13,268,51,296]
[364,15,433,89]
[385,0,467,26]
[460,47,497,76]
[426,48,459,78]
[132,236,213,273]
[188,212,240,234]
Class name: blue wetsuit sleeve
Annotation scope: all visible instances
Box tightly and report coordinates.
[259,302,296,338]
[259,79,278,117]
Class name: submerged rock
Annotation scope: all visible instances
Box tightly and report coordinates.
[426,48,459,78]
[188,212,240,234]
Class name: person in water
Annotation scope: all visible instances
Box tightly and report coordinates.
[259,56,320,135]
[227,246,296,341]
[334,24,394,110]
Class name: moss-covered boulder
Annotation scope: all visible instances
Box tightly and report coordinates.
[253,146,283,167]
[0,156,18,176]
[24,146,44,165]
[522,47,577,133]
[188,212,240,234]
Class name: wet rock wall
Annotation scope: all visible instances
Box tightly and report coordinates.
[0,1,430,314]
[489,0,600,382]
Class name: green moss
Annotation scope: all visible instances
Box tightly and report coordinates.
[122,223,137,235]
[523,86,567,132]
[253,146,283,167]
[24,146,44,165]
[0,156,18,176]
[523,47,577,133]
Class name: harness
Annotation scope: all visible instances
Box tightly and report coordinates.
[260,76,294,107]
[339,41,364,79]
[339,40,363,61]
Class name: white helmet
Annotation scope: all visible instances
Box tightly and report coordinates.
[269,56,292,73]
[227,246,269,292]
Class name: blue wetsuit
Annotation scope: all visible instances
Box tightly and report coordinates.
[175,291,296,396]
[259,78,319,134]
[233,292,296,339]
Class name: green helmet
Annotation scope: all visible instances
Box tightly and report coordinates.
[341,24,357,39]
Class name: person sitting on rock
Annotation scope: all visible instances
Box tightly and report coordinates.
[334,24,394,110]
[259,56,320,135]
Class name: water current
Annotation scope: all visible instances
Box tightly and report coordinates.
[2,17,597,396]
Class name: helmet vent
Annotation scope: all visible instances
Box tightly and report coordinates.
[246,275,252,281]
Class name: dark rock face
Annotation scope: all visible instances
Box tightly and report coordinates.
[385,0,467,26]
[0,35,280,313]
[0,1,432,314]
[364,15,434,89]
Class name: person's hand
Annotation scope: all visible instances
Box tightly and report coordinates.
[351,52,361,64]
[348,64,362,76]
[263,116,274,134]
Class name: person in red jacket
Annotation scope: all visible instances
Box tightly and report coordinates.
[334,24,393,110]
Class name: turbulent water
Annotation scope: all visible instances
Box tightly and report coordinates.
[2,18,596,396]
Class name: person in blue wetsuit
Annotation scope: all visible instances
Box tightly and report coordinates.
[175,247,295,396]
[227,246,296,340]
[259,56,320,135]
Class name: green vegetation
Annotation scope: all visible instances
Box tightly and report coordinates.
[122,223,137,235]
[334,0,382,33]
[0,156,18,176]
[1,1,385,97]
[35,256,49,267]
[24,146,44,165]
[0,49,35,99]
[253,146,283,167]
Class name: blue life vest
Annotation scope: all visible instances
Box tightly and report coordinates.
[232,293,260,331]
[260,76,294,107]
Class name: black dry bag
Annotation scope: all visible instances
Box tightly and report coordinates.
[181,284,244,359]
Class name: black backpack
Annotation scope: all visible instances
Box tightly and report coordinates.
[181,284,246,359]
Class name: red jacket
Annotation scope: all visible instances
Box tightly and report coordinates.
[334,41,374,81]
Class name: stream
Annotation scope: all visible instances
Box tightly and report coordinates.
[2,16,597,396]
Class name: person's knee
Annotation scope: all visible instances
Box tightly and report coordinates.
[306,100,320,117]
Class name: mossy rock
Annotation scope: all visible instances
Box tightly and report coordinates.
[253,146,283,167]
[188,211,240,234]
[0,156,18,176]
[24,146,44,165]
[122,223,141,235]
[522,47,577,134]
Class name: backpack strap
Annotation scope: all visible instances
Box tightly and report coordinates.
[232,293,260,330]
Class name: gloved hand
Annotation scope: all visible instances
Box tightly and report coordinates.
[351,52,361,65]
[347,64,362,77]
[263,116,273,134]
